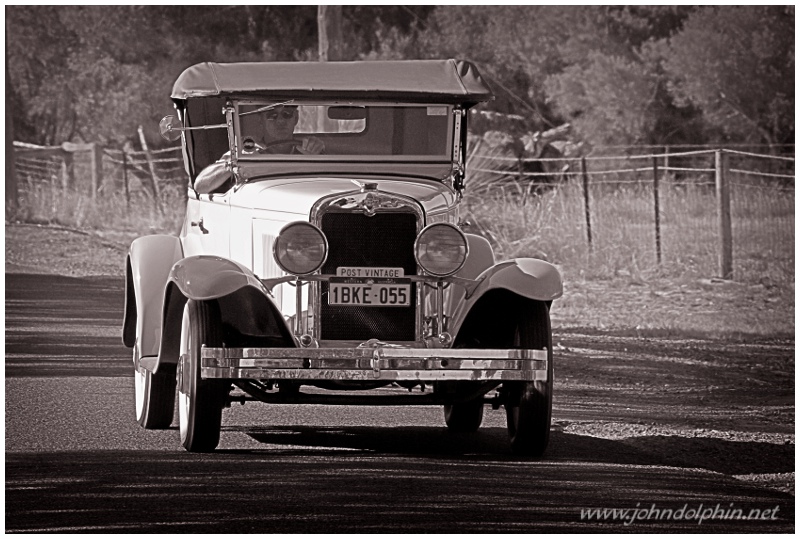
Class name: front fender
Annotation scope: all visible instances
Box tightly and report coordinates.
[168,255,267,301]
[154,255,295,372]
[456,233,495,280]
[449,258,562,338]
[123,235,183,359]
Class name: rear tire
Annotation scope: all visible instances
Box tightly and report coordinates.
[134,350,176,429]
[505,301,553,457]
[178,300,228,452]
[444,399,485,432]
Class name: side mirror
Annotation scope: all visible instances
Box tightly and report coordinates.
[159,116,182,142]
[159,114,228,141]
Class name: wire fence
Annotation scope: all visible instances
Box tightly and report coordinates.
[464,142,794,284]
[12,141,795,284]
[14,144,188,196]
[12,142,187,232]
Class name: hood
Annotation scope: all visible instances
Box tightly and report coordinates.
[230,176,457,219]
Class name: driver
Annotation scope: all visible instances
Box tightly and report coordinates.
[195,105,324,194]
[260,105,325,155]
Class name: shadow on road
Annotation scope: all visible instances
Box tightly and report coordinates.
[241,425,794,476]
[6,273,131,377]
[6,442,794,534]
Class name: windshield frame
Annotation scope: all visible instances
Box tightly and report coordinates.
[232,100,455,164]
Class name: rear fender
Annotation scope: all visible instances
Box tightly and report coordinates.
[154,256,295,373]
[449,258,562,339]
[123,235,183,361]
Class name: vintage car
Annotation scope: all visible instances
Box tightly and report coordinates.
[123,60,562,455]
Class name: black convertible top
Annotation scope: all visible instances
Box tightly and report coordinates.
[171,59,493,106]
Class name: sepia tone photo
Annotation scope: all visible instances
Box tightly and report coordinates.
[5,6,794,533]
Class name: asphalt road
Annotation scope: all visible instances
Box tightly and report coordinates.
[5,273,794,533]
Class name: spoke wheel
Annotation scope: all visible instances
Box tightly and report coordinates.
[444,399,485,433]
[178,300,228,452]
[505,301,553,457]
[134,349,176,429]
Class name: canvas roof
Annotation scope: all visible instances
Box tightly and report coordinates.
[171,59,493,105]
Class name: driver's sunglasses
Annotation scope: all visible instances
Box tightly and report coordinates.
[265,109,296,121]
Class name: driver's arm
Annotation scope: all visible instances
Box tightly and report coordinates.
[195,159,232,194]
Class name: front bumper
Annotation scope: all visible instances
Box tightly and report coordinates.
[201,346,548,382]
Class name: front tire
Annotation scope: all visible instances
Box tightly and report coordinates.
[505,301,553,457]
[178,300,228,452]
[134,350,176,429]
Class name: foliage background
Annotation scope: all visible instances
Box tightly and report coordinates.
[6,6,794,150]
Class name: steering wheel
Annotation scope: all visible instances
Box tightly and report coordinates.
[259,139,302,151]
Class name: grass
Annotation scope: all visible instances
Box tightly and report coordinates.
[463,179,794,335]
[8,181,186,238]
[462,150,793,338]
[462,174,794,288]
[7,155,794,339]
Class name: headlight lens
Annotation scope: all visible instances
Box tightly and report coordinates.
[414,223,468,277]
[273,222,328,275]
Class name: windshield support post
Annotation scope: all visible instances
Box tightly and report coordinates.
[451,107,466,197]
[224,102,238,171]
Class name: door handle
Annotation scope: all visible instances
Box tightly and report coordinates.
[190,218,209,234]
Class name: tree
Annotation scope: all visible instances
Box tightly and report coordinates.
[542,7,699,146]
[545,52,660,146]
[6,6,80,144]
[6,22,18,212]
[663,6,794,146]
[348,6,433,60]
[6,6,173,146]
[12,6,789,150]
[423,6,697,142]
[419,7,560,129]
[6,6,437,146]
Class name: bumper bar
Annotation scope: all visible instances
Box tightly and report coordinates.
[201,346,548,382]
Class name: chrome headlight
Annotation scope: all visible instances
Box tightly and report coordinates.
[273,222,328,275]
[414,223,468,277]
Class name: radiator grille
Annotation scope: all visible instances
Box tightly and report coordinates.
[320,211,418,341]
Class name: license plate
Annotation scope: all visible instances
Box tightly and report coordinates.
[329,283,411,306]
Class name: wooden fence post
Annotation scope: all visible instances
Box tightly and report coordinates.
[137,125,163,215]
[62,142,96,194]
[61,149,74,190]
[51,156,59,207]
[90,143,103,200]
[6,99,18,212]
[581,157,593,251]
[715,150,733,279]
[122,149,130,210]
[652,156,662,265]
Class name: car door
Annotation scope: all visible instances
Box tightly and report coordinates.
[182,190,231,258]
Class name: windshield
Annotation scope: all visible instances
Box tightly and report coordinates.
[235,102,453,161]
